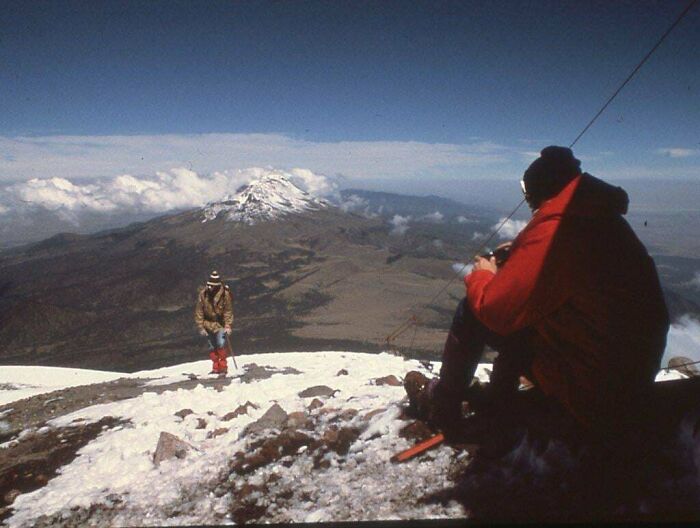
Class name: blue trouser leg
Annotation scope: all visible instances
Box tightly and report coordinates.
[206,330,226,350]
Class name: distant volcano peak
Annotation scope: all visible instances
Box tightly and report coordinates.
[202,173,328,224]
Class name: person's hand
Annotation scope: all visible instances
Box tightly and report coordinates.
[199,328,208,337]
[473,255,498,274]
[224,326,232,335]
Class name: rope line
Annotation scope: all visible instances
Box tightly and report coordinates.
[569,0,698,149]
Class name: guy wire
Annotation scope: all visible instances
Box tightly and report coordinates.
[569,0,698,149]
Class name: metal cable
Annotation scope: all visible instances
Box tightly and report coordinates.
[569,0,698,149]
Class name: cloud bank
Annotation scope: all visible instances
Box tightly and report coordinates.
[0,167,339,217]
[421,211,444,223]
[494,217,528,240]
[0,134,515,185]
[685,272,700,291]
[389,215,411,236]
[656,148,699,158]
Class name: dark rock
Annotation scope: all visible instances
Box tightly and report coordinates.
[399,420,433,442]
[207,427,229,439]
[298,385,339,398]
[3,489,20,505]
[313,457,331,470]
[308,398,324,411]
[231,503,267,525]
[322,426,361,455]
[362,408,387,421]
[243,404,288,436]
[222,401,259,421]
[329,408,359,423]
[285,411,312,430]
[153,432,195,465]
[231,429,313,475]
[174,409,194,419]
[336,369,349,376]
[239,363,302,384]
[373,375,402,386]
[196,418,207,430]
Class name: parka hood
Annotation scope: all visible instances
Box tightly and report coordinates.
[538,173,629,218]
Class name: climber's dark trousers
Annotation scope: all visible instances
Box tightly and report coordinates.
[438,297,536,399]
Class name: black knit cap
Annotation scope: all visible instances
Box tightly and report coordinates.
[523,146,581,208]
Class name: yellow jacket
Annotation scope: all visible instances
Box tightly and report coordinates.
[194,285,234,333]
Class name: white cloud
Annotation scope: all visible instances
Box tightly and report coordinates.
[656,148,699,158]
[456,215,478,224]
[452,262,473,278]
[1,167,336,216]
[662,315,700,367]
[684,272,700,290]
[338,194,375,217]
[389,215,411,236]
[287,168,339,198]
[421,211,444,223]
[0,134,515,185]
[493,217,528,240]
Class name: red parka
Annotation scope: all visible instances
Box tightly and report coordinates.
[466,173,669,427]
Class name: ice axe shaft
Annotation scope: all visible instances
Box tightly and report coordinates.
[391,433,445,463]
[225,334,238,370]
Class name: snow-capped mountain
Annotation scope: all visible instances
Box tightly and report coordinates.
[202,173,328,225]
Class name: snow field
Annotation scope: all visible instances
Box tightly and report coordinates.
[4,352,474,526]
[1,352,688,526]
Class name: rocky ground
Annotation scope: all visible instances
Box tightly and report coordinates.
[0,359,471,526]
[0,375,238,522]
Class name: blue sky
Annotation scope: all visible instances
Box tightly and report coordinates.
[0,0,698,196]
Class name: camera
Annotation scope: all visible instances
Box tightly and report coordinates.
[480,245,511,267]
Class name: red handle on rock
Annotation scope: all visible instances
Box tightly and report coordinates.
[391,433,445,463]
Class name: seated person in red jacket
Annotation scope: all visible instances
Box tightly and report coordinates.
[418,146,669,438]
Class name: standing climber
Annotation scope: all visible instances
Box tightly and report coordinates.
[194,271,234,376]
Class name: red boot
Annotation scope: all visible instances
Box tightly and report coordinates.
[209,351,220,374]
[216,347,228,376]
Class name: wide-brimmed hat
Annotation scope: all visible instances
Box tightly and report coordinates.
[206,270,222,286]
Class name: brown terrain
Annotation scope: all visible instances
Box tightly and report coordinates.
[0,203,478,372]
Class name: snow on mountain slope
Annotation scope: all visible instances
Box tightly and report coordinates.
[0,353,690,527]
[2,352,479,526]
[0,367,124,406]
[202,172,328,225]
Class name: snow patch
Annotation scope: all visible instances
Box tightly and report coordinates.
[202,170,328,225]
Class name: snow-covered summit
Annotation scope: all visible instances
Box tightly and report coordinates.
[202,173,328,225]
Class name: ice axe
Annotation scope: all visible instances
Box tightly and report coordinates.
[390,433,445,463]
[225,333,238,370]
